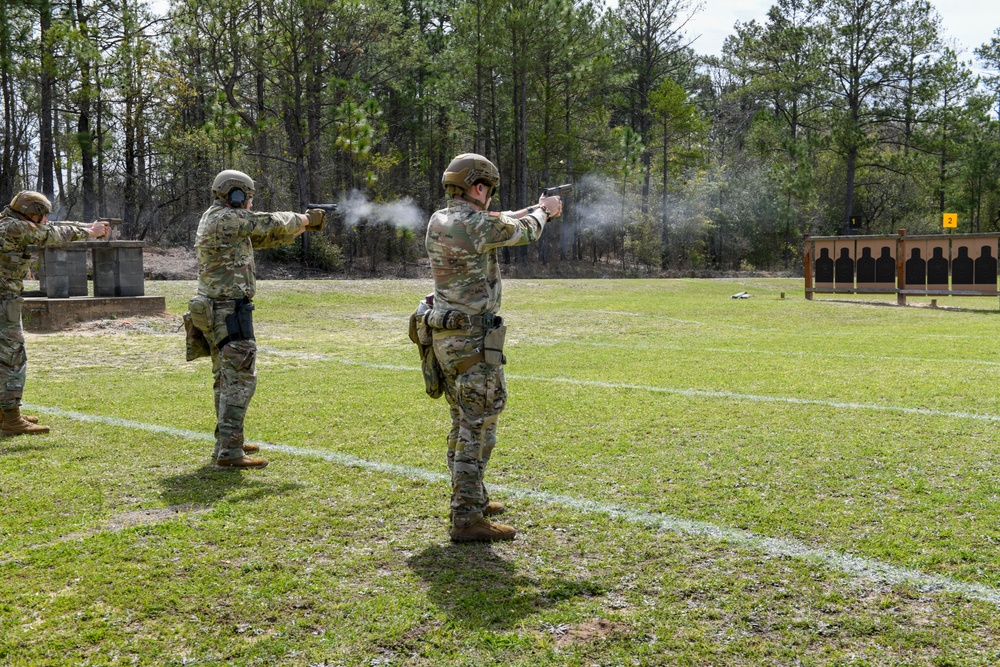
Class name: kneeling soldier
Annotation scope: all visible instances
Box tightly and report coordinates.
[190,170,324,468]
[0,192,109,435]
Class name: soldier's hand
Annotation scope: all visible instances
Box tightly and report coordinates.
[538,195,563,219]
[87,220,110,238]
[305,208,326,232]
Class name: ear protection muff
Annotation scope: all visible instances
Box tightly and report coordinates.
[227,188,247,208]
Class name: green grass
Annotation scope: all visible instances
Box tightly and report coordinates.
[3,277,1000,665]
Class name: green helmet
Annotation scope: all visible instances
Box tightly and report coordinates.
[211,170,256,199]
[442,153,499,196]
[9,191,52,218]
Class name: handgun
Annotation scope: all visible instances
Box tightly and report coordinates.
[542,184,572,197]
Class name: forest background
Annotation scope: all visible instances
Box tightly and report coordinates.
[2,0,1000,276]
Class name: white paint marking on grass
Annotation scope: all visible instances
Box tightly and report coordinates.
[20,403,1000,608]
[527,338,1000,368]
[578,309,978,339]
[258,349,413,372]
[258,348,1000,423]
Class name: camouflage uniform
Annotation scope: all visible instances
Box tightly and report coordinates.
[425,199,548,528]
[193,203,302,461]
[0,207,89,410]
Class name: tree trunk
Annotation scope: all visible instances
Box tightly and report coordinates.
[96,61,106,218]
[75,0,96,221]
[39,0,55,199]
[474,0,484,153]
[843,146,856,236]
[0,0,16,202]
[661,121,669,269]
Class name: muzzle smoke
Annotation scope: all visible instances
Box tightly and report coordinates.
[338,189,425,229]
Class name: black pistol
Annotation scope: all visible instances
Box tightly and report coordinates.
[542,184,572,197]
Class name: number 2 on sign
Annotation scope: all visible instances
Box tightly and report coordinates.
[943,213,958,228]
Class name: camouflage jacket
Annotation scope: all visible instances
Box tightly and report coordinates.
[195,203,302,300]
[425,199,547,316]
[0,207,89,297]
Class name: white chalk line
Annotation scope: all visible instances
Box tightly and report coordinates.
[582,309,978,339]
[17,403,1000,609]
[257,347,1000,423]
[527,337,1000,368]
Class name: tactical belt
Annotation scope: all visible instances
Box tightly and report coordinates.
[424,310,500,331]
[466,313,498,329]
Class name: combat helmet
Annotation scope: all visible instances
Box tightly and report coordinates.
[9,191,52,218]
[211,170,255,207]
[442,153,499,202]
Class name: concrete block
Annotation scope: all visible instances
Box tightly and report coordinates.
[30,240,150,302]
[47,273,70,298]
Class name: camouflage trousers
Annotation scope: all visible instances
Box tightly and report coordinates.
[198,300,257,461]
[0,297,26,410]
[433,329,508,528]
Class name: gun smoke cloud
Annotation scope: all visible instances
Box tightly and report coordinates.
[573,173,625,231]
[337,189,426,230]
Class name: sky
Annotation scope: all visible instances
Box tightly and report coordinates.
[147,0,999,71]
[684,0,1000,64]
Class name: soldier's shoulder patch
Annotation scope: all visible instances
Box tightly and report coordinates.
[488,211,502,218]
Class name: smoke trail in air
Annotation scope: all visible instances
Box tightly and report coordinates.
[338,189,426,229]
[573,173,625,231]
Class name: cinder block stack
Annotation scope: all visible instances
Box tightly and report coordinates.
[93,246,145,297]
[39,248,88,298]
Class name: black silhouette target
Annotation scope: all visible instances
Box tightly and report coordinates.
[905,243,926,288]
[926,242,949,290]
[975,245,997,287]
[952,246,973,285]
[835,245,855,289]
[814,241,834,288]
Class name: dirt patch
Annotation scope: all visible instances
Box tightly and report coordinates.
[61,504,211,540]
[69,314,182,336]
[104,504,211,531]
[546,619,627,647]
[0,504,211,566]
[141,245,386,280]
[143,246,197,280]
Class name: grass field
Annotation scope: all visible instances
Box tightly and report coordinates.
[4,277,1000,666]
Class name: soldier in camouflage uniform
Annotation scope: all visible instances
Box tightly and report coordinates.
[0,191,109,436]
[425,153,562,542]
[190,170,326,469]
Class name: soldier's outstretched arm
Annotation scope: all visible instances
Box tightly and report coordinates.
[247,211,309,248]
[476,209,548,252]
[505,195,563,220]
[37,220,91,245]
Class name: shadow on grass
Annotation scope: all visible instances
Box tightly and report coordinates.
[407,543,604,629]
[0,440,64,457]
[159,464,303,507]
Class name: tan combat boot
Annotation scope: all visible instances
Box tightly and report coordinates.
[483,501,505,516]
[216,455,268,469]
[211,444,259,459]
[1,407,50,436]
[449,517,516,542]
[0,409,39,426]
